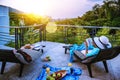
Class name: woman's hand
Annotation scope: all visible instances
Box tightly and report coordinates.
[86,49,88,54]
[84,41,88,54]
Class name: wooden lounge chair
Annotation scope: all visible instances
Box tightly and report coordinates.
[74,46,120,77]
[0,46,43,77]
[0,49,24,77]
[63,45,120,77]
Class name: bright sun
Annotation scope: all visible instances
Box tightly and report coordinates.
[29,7,45,16]
[18,0,49,16]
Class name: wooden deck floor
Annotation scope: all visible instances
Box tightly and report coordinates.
[0,41,120,80]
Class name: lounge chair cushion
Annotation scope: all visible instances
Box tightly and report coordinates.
[14,49,42,64]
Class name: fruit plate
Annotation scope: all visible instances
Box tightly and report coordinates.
[47,70,67,80]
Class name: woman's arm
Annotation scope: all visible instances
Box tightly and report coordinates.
[84,41,88,54]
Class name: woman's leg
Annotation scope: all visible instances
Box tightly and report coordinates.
[69,44,79,62]
[69,49,74,62]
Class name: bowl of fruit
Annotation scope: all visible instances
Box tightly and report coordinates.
[47,70,67,80]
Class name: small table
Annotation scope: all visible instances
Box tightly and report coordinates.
[63,45,73,54]
[32,42,46,53]
[32,45,45,53]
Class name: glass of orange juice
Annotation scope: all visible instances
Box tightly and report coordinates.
[46,67,50,75]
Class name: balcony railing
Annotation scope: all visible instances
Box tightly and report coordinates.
[0,25,120,49]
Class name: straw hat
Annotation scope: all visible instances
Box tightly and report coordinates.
[93,36,111,49]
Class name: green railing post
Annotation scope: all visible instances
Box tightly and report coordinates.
[15,27,19,49]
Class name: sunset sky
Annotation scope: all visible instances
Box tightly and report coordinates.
[0,0,103,19]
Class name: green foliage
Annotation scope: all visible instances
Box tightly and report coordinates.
[82,11,96,22]
[103,20,112,26]
[5,41,15,47]
[115,30,120,45]
[90,18,108,26]
[9,12,20,26]
[55,0,119,27]
[9,28,15,35]
[45,26,89,44]
[46,32,64,42]
[9,12,51,26]
[111,17,120,27]
[8,0,120,47]
[24,27,40,44]
[95,28,120,46]
[46,26,64,43]
[96,28,110,36]
[9,0,120,27]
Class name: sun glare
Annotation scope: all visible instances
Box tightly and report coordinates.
[29,7,45,16]
[46,22,57,33]
[18,0,49,16]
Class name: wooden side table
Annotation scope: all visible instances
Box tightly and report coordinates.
[63,45,72,54]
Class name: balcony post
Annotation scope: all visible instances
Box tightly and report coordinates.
[15,28,19,49]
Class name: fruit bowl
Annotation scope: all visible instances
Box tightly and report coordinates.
[47,70,67,80]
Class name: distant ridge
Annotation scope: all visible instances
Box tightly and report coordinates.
[9,7,24,13]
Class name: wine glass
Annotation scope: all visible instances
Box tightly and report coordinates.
[41,40,46,47]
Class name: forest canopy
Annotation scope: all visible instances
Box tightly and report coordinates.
[7,0,120,47]
[9,0,120,27]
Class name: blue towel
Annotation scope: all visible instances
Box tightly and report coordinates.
[69,43,95,62]
[36,64,82,80]
[86,48,100,57]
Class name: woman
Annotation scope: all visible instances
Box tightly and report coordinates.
[69,36,112,62]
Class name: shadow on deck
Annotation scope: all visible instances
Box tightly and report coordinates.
[0,41,120,80]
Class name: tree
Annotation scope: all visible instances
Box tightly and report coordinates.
[93,4,101,18]
[103,0,118,20]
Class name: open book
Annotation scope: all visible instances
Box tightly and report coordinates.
[74,50,92,60]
